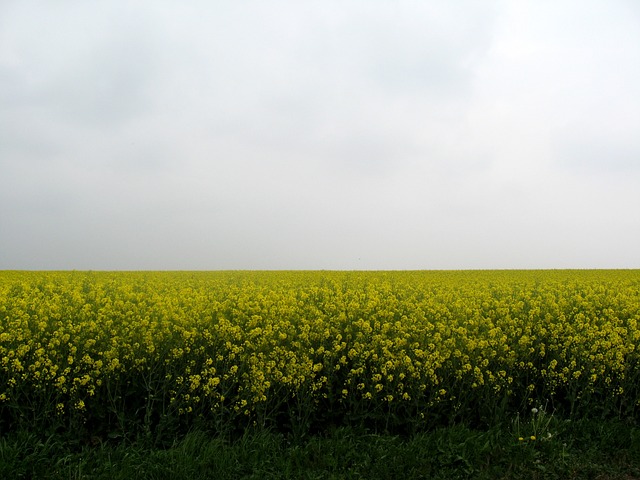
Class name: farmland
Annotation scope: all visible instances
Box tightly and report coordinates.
[1,270,640,478]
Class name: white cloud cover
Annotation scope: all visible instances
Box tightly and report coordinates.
[1,0,639,270]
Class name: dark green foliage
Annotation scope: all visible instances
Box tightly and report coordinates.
[1,419,639,479]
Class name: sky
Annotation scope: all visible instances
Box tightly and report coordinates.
[1,0,639,270]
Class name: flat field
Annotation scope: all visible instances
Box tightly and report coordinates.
[2,270,639,442]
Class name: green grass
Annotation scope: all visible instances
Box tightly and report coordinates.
[2,418,639,479]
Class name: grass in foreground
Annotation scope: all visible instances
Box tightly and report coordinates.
[2,418,639,480]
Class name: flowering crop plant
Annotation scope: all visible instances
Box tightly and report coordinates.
[1,270,639,440]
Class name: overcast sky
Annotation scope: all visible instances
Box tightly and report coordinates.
[1,1,639,270]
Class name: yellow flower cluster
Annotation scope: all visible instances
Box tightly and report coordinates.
[1,270,639,433]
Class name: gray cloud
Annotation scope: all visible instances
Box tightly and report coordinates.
[1,0,639,269]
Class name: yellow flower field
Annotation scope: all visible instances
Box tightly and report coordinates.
[1,270,639,437]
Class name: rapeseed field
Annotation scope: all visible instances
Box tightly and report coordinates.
[1,270,639,440]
